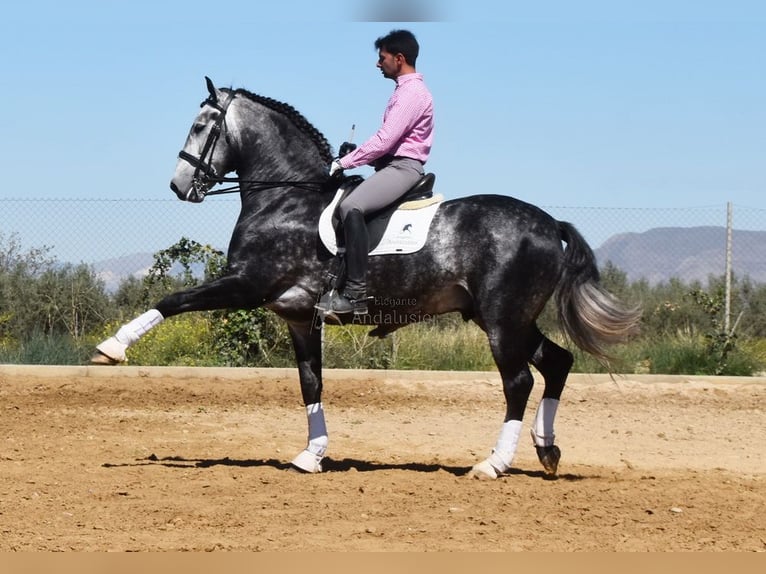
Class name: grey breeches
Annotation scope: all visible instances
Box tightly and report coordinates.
[337,156,424,219]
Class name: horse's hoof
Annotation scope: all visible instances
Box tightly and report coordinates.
[535,445,561,475]
[290,449,323,473]
[90,350,120,365]
[93,337,127,364]
[468,459,499,480]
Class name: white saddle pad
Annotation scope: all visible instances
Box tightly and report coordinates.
[318,188,443,256]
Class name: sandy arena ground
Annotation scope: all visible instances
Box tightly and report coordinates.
[0,365,763,551]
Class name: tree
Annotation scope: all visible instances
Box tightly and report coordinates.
[0,232,110,342]
[737,277,766,338]
[688,286,736,375]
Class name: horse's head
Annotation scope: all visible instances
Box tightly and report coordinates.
[170,77,239,203]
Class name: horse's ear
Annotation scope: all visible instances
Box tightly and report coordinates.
[205,76,217,101]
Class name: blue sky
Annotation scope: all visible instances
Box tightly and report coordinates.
[1,0,763,213]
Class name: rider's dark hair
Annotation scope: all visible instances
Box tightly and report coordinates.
[374,29,419,67]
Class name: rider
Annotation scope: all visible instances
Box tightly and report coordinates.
[316,29,434,316]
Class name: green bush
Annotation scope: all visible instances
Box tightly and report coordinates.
[211,308,293,367]
[570,332,763,376]
[0,331,86,365]
[322,324,396,369]
[740,339,766,374]
[1,233,112,342]
[321,315,496,371]
[4,232,766,375]
[392,319,495,370]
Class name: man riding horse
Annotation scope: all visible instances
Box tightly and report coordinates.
[316,29,434,316]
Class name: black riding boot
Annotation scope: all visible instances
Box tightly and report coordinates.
[316,209,370,316]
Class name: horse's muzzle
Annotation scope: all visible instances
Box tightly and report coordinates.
[170,181,205,203]
[170,181,187,201]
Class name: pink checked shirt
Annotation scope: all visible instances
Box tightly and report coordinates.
[338,72,434,169]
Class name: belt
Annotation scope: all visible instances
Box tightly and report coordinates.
[373,155,421,171]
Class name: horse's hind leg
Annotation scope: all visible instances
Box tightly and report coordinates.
[470,323,540,480]
[528,330,574,475]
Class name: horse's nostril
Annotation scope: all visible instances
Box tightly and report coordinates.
[170,181,185,199]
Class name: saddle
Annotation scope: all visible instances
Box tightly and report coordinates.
[315,172,443,325]
[331,172,440,253]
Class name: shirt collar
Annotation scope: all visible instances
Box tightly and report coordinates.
[395,72,422,86]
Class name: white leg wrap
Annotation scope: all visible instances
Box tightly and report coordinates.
[305,402,328,457]
[291,402,327,474]
[487,419,523,473]
[470,420,523,479]
[531,398,559,447]
[115,309,164,346]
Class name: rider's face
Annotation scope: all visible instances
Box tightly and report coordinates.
[377,49,402,80]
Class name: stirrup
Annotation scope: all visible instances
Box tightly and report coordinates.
[314,290,335,312]
[349,294,372,315]
[314,290,370,317]
[341,288,371,315]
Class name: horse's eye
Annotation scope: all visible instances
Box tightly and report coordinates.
[192,123,205,135]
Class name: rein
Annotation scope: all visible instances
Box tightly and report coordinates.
[205,178,328,196]
[179,91,328,198]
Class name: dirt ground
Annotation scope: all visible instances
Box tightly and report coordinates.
[0,365,763,552]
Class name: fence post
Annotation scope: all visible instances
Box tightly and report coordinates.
[725,202,733,333]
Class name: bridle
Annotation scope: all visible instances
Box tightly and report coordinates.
[177,90,329,199]
[177,91,236,197]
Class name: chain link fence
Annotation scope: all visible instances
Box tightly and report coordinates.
[1,197,764,290]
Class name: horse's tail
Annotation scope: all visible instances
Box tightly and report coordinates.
[555,221,641,363]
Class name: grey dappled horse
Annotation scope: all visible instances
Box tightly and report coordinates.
[93,78,640,479]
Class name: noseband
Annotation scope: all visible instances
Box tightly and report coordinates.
[177,91,236,197]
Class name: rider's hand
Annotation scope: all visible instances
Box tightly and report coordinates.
[329,159,344,177]
[338,141,357,156]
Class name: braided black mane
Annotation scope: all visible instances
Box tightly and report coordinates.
[228,88,334,164]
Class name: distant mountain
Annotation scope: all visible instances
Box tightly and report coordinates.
[594,226,766,285]
[92,252,156,292]
[91,252,213,292]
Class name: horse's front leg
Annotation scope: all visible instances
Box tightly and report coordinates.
[91,274,256,364]
[286,321,327,474]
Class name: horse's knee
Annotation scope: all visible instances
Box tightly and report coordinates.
[503,367,534,420]
[155,293,183,317]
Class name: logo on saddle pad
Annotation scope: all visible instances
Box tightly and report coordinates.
[318,187,443,256]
